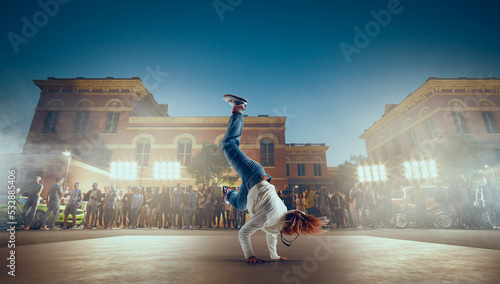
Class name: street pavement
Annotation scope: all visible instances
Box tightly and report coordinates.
[0,228,499,283]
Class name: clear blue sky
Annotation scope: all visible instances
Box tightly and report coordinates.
[1,0,499,166]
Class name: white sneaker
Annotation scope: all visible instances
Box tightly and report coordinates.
[223,94,248,111]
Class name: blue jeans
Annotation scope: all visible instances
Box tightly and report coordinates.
[183,208,195,226]
[43,201,60,227]
[172,203,183,227]
[221,112,271,211]
[22,196,39,227]
[130,208,140,227]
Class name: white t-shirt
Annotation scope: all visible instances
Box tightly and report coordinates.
[238,180,291,259]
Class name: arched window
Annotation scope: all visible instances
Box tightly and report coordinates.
[260,138,275,167]
[178,138,192,166]
[136,138,151,167]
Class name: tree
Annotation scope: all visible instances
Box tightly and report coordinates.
[186,143,238,191]
[433,133,484,188]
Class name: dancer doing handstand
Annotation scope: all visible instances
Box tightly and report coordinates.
[221,94,326,263]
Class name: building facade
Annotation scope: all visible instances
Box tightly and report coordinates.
[360,78,500,187]
[16,77,335,196]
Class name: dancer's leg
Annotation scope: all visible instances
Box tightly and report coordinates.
[221,111,271,210]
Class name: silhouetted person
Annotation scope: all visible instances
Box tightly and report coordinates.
[63,182,83,229]
[41,177,64,230]
[85,183,101,229]
[22,176,43,230]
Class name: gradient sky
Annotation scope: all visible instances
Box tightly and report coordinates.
[1,0,499,166]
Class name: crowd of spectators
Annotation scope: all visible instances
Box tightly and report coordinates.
[20,178,249,230]
[18,176,500,231]
[277,180,500,230]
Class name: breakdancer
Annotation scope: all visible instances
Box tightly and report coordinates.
[221,94,326,263]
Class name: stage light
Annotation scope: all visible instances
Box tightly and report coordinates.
[111,161,137,180]
[404,160,438,180]
[357,164,387,183]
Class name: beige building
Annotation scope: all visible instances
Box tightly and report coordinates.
[360,77,500,187]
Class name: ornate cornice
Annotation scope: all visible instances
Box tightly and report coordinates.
[286,146,330,152]
[35,106,134,112]
[126,126,286,131]
[287,161,328,164]
[33,78,150,98]
[129,116,287,125]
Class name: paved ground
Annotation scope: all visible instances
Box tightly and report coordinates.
[1,228,499,283]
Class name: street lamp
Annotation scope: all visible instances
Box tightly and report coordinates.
[404,160,437,180]
[484,165,499,187]
[62,151,72,190]
[357,164,387,183]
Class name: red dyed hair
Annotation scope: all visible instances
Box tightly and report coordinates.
[282,210,327,237]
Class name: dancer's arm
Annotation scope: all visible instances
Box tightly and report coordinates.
[238,212,266,262]
[266,233,286,260]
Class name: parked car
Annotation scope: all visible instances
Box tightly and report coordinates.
[0,195,85,229]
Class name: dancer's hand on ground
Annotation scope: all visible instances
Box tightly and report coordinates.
[246,256,265,263]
